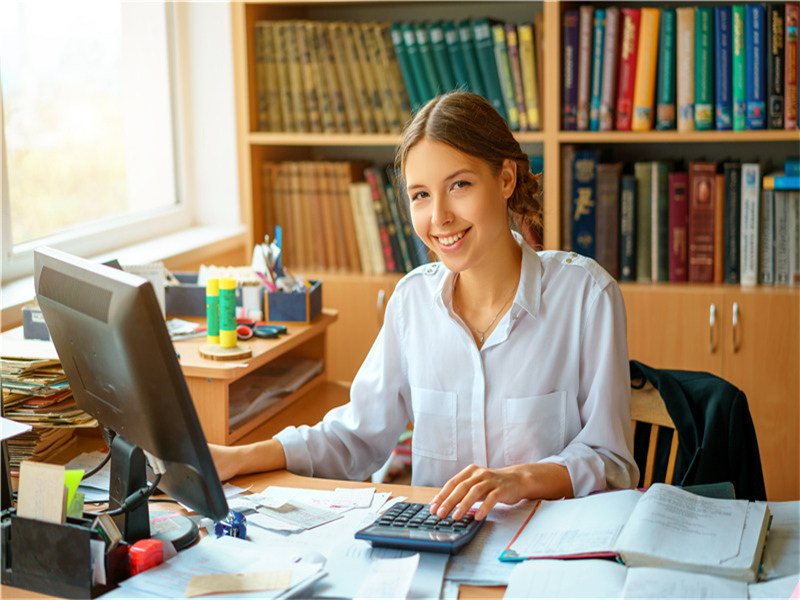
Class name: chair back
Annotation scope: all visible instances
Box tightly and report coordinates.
[631,378,679,487]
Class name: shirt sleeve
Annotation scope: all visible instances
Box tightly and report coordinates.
[274,291,413,482]
[539,279,640,496]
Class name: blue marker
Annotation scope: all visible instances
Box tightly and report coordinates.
[274,225,282,277]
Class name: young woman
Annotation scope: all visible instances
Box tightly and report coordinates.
[210,92,638,522]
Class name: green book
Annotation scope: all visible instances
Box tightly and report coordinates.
[427,21,456,91]
[732,4,746,130]
[694,6,715,130]
[389,22,423,111]
[457,20,486,97]
[400,22,434,104]
[634,161,653,283]
[656,8,677,130]
[441,21,471,91]
[651,161,672,282]
[414,23,443,98]
[491,21,520,130]
[471,18,507,120]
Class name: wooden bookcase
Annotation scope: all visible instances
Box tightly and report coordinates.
[231,1,800,499]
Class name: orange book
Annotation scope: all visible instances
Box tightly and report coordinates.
[316,162,341,270]
[631,8,661,131]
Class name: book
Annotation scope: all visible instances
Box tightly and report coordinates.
[306,23,337,134]
[334,162,365,272]
[733,5,748,130]
[284,22,309,133]
[400,22,434,105]
[343,23,379,133]
[655,8,677,130]
[619,174,638,281]
[561,144,576,251]
[389,22,423,111]
[364,166,400,273]
[534,11,545,127]
[388,167,432,268]
[517,23,541,130]
[760,188,775,284]
[274,22,296,132]
[714,5,734,130]
[588,9,606,132]
[688,161,717,283]
[745,3,767,129]
[572,149,598,259]
[651,161,671,282]
[441,21,471,92]
[775,189,791,284]
[505,23,529,132]
[634,161,653,282]
[723,162,743,284]
[329,22,364,133]
[376,24,413,125]
[714,172,726,283]
[562,10,580,130]
[615,8,641,131]
[767,3,786,129]
[786,3,800,130]
[316,23,349,133]
[763,172,800,189]
[576,5,595,131]
[788,190,800,284]
[364,24,402,134]
[414,23,444,100]
[296,23,323,134]
[457,19,486,98]
[472,18,507,121]
[353,181,386,275]
[595,162,622,279]
[353,23,390,134]
[668,171,689,282]
[253,22,270,131]
[599,7,620,131]
[499,483,770,583]
[694,6,714,131]
[631,8,661,131]
[740,162,762,286]
[676,7,696,131]
[427,21,456,93]
[491,22,521,130]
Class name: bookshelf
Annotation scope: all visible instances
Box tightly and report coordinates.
[231,1,799,500]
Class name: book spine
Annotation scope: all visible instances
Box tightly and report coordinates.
[688,161,717,283]
[253,23,270,132]
[492,22,521,130]
[595,162,622,279]
[740,162,762,285]
[786,3,800,129]
[616,8,642,131]
[344,23,378,133]
[577,6,595,130]
[315,163,340,270]
[354,24,391,134]
[562,10,580,130]
[296,23,323,134]
[620,174,638,281]
[384,181,414,272]
[723,163,743,283]
[714,6,734,130]
[599,7,620,131]
[304,163,327,270]
[364,167,398,273]
[745,4,767,130]
[261,23,282,132]
[655,8,677,130]
[571,150,598,258]
[329,22,364,133]
[428,22,457,92]
[634,161,653,282]
[506,23,529,132]
[415,23,444,99]
[401,22,434,105]
[306,23,336,134]
[388,167,431,267]
[561,144,576,251]
[317,24,349,133]
[589,9,606,132]
[714,172,726,283]
[676,7,696,131]
[457,19,486,97]
[733,5,748,130]
[632,8,661,132]
[389,23,423,111]
[651,161,671,282]
[767,3,786,128]
[349,182,373,274]
[358,181,387,275]
[760,188,775,284]
[668,172,689,281]
[518,23,541,130]
[694,6,714,131]
[442,21,471,91]
[473,18,508,120]
[274,23,297,132]
[775,190,790,284]
[364,25,401,134]
[535,11,545,124]
[789,191,800,284]
[337,163,366,272]
[285,23,309,133]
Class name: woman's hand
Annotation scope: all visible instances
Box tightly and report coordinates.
[208,439,287,482]
[429,463,573,521]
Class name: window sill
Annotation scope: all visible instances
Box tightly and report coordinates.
[1,225,247,331]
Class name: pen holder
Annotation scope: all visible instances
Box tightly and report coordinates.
[264,280,322,323]
[1,512,130,598]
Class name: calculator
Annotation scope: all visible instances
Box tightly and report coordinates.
[354,502,484,554]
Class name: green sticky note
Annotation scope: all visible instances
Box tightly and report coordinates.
[67,492,85,519]
[64,469,85,514]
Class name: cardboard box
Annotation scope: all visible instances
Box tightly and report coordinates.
[264,281,322,323]
[165,273,264,318]
[22,304,50,341]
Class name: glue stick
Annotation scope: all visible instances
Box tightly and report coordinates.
[206,278,220,344]
[219,278,237,348]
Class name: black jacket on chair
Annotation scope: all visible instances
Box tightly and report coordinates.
[629,360,767,501]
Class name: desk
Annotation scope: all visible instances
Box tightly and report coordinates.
[2,470,504,600]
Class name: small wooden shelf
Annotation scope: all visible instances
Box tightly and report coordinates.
[559,130,800,144]
[247,131,548,147]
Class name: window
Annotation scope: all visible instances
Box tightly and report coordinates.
[0,1,190,282]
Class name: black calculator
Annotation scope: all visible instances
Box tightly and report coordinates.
[354,502,484,554]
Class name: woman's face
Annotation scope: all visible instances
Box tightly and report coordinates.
[405,138,516,274]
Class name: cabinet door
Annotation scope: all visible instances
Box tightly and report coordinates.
[621,285,724,375]
[722,290,800,501]
[321,274,401,383]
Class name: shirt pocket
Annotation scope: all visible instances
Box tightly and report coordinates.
[503,391,567,466]
[410,387,457,461]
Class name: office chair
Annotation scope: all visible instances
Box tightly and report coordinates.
[630,378,679,487]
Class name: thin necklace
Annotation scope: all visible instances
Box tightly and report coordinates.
[453,274,517,345]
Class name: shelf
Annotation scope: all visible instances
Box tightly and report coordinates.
[247,131,547,147]
[559,130,800,144]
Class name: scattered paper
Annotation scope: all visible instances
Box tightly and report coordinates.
[260,501,343,530]
[354,554,420,600]
[185,570,292,597]
[368,492,392,514]
[331,487,375,509]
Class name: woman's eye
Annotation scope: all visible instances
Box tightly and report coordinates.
[452,180,471,190]
[411,191,428,201]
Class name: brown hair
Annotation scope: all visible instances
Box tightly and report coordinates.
[395,91,542,247]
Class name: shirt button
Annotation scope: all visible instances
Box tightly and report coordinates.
[566,258,572,263]
[570,253,578,258]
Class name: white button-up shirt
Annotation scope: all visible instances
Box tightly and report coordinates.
[276,238,639,497]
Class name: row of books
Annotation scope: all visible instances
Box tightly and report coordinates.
[564,149,800,286]
[563,3,800,132]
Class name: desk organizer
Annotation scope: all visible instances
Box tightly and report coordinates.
[1,512,130,598]
[165,273,259,317]
[264,280,322,323]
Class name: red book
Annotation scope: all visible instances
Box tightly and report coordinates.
[668,172,689,281]
[786,3,799,130]
[615,8,642,130]
[687,162,718,282]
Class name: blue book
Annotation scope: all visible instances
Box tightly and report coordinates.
[589,9,606,131]
[571,149,598,259]
[562,10,580,130]
[714,6,733,130]
[745,3,767,129]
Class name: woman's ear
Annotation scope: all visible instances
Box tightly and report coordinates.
[500,158,517,199]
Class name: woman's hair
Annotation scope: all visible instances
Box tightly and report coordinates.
[395,91,542,246]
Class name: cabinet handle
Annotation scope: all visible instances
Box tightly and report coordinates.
[377,289,386,327]
[732,301,739,353]
[709,303,717,354]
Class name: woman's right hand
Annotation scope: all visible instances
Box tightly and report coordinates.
[208,443,243,482]
[208,439,287,482]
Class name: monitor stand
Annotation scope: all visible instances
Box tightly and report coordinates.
[109,435,198,550]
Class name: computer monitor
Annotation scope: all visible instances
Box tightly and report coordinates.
[33,246,228,547]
